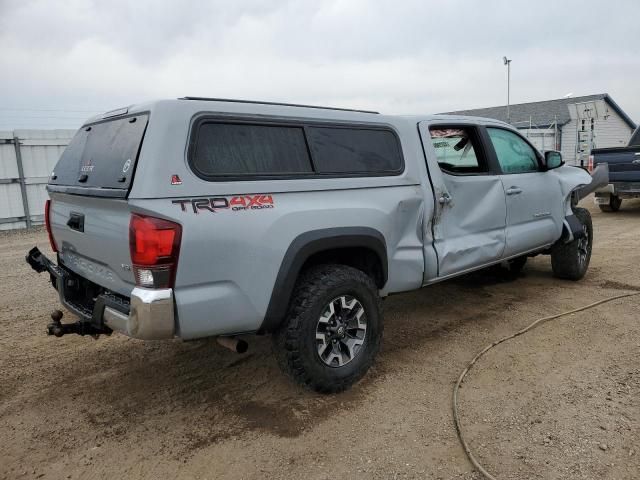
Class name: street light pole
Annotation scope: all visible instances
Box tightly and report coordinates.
[503,56,511,123]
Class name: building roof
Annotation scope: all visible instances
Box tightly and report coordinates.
[444,93,636,130]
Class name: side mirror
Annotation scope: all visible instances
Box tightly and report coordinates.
[544,150,564,170]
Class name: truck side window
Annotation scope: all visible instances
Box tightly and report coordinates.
[429,128,486,174]
[307,127,403,174]
[487,128,540,174]
[189,121,404,180]
[192,123,313,176]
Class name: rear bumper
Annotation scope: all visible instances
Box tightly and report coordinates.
[105,287,175,339]
[26,247,175,340]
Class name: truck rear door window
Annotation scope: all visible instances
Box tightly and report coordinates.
[429,127,487,174]
[191,123,313,177]
[50,114,148,192]
[306,127,402,174]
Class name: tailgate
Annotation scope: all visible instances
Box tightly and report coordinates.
[44,111,150,296]
[593,146,640,183]
[49,192,135,297]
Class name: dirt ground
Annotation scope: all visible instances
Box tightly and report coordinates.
[1,198,639,480]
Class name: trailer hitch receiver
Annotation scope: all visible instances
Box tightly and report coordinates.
[46,309,111,338]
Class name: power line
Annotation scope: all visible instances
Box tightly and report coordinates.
[0,107,106,113]
[0,119,84,128]
[0,117,87,122]
[0,114,96,119]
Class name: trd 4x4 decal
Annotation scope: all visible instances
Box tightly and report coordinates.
[172,195,274,213]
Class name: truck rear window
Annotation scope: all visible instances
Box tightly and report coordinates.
[49,114,148,193]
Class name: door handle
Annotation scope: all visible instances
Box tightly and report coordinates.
[438,193,452,205]
[506,187,523,195]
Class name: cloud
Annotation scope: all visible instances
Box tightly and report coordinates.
[1,0,639,129]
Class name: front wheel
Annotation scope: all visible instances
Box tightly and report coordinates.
[273,264,382,393]
[551,207,593,280]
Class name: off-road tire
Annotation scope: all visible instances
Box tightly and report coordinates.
[551,207,593,280]
[598,195,622,212]
[273,264,382,393]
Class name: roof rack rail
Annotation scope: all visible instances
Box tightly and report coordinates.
[178,96,379,114]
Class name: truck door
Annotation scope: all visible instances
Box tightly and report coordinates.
[419,123,507,278]
[484,127,563,257]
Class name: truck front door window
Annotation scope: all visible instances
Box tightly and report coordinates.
[487,128,540,174]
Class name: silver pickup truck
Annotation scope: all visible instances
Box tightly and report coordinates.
[27,97,596,392]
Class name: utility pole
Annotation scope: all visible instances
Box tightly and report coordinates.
[503,56,512,123]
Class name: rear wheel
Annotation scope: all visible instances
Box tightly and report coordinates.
[598,194,622,212]
[551,207,593,280]
[273,264,382,393]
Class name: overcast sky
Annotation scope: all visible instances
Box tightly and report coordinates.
[1,0,639,130]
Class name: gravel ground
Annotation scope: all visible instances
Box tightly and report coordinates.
[1,198,639,480]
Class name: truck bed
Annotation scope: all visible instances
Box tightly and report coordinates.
[591,145,640,185]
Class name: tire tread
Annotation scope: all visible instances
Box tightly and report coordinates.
[273,264,382,393]
[551,207,592,280]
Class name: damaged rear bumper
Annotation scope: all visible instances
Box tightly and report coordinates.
[26,247,175,340]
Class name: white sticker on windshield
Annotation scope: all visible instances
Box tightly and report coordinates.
[122,158,132,173]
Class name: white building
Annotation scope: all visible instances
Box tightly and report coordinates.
[447,93,637,166]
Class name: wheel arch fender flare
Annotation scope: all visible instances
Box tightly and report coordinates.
[259,227,388,333]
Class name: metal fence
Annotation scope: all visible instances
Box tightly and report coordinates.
[0,129,74,230]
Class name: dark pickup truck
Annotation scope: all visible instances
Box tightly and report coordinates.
[592,126,640,212]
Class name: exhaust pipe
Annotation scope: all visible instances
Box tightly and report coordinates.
[216,336,248,354]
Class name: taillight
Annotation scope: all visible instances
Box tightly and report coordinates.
[588,155,594,172]
[44,199,58,253]
[129,214,182,289]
